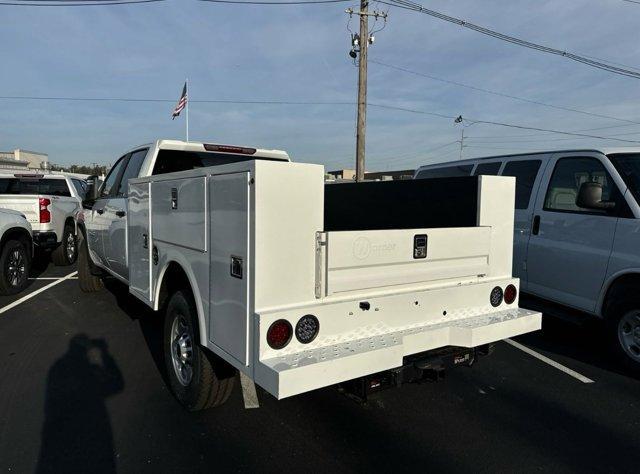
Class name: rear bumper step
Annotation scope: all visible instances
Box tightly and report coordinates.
[256,308,541,399]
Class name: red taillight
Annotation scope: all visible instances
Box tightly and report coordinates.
[39,197,51,223]
[267,319,292,350]
[504,284,518,305]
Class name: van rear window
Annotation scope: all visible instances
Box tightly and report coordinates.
[473,162,502,176]
[501,160,542,209]
[415,165,473,179]
[0,178,71,197]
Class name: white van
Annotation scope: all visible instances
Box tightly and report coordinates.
[415,148,640,369]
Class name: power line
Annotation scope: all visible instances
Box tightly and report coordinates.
[0,95,355,105]
[379,0,640,79]
[3,93,640,143]
[370,59,640,125]
[467,129,640,144]
[198,0,349,4]
[370,103,640,143]
[0,0,163,5]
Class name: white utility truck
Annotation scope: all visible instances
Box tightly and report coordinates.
[79,140,541,410]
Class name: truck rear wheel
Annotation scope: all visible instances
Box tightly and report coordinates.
[164,290,236,411]
[0,240,30,295]
[52,224,77,266]
[78,237,103,292]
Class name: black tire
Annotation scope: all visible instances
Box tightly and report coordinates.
[78,237,103,292]
[51,224,77,266]
[0,240,30,295]
[164,290,236,411]
[606,297,640,372]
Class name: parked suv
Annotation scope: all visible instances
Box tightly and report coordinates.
[0,173,85,265]
[0,208,32,294]
[416,148,640,369]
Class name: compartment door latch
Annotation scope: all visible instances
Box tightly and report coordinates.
[413,234,428,259]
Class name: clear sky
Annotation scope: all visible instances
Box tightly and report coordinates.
[1,0,639,170]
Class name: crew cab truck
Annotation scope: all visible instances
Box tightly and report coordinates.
[0,173,85,266]
[0,208,32,295]
[78,140,541,410]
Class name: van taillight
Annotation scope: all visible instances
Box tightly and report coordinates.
[39,198,51,223]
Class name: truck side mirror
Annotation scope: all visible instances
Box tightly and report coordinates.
[576,181,615,211]
[83,175,101,206]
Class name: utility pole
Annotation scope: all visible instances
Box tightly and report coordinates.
[459,128,465,160]
[355,0,369,182]
[346,5,387,182]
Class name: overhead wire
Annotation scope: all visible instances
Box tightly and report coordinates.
[2,95,640,143]
[0,0,163,5]
[370,59,640,125]
[379,0,640,79]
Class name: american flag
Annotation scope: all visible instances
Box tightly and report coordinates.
[172,82,187,120]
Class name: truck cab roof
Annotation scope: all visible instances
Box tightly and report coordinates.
[120,140,291,178]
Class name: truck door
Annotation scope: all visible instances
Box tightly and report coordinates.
[499,157,547,290]
[525,153,623,312]
[209,172,250,365]
[86,154,128,268]
[102,149,148,280]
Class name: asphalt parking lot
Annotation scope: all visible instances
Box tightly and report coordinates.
[0,261,639,474]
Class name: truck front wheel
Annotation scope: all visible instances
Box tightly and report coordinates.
[78,237,103,292]
[164,290,236,410]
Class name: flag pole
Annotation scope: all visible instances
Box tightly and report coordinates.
[185,78,189,142]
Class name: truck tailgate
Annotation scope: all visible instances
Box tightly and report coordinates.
[0,195,39,224]
[319,227,490,296]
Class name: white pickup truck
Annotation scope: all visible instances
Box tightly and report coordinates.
[78,139,541,410]
[0,173,85,266]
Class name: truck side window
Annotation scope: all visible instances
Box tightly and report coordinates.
[101,155,128,198]
[473,162,502,176]
[116,149,148,197]
[502,160,542,209]
[544,157,617,214]
[415,165,473,179]
[72,179,87,199]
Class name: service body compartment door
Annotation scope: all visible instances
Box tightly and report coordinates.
[128,181,152,304]
[209,172,250,365]
[321,227,491,296]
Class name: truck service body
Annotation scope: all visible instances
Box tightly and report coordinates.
[80,140,541,407]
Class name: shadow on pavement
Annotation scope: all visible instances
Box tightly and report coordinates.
[517,314,639,380]
[103,279,170,385]
[36,334,124,474]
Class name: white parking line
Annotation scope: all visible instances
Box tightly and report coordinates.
[0,271,78,316]
[505,338,595,384]
[28,277,78,280]
[240,372,260,409]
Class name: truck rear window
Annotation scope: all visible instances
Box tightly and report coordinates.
[0,178,71,197]
[152,150,258,175]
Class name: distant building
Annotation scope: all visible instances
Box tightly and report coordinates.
[0,149,49,171]
[326,168,415,182]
